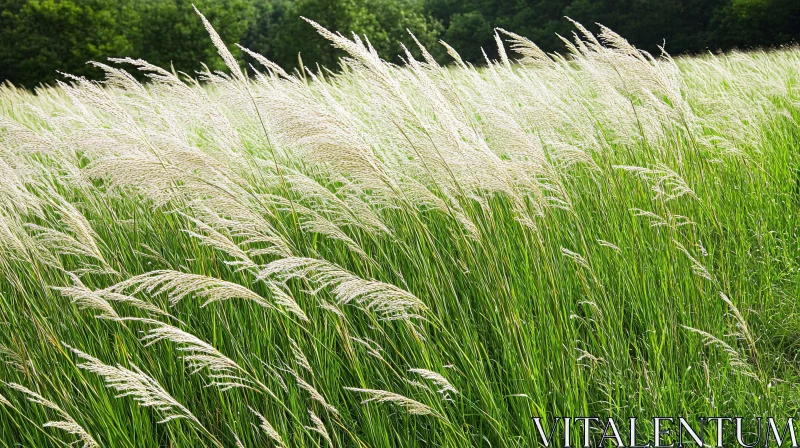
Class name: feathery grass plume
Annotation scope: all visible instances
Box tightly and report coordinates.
[0,148,43,217]
[0,392,11,408]
[631,208,694,229]
[560,247,591,270]
[305,409,333,447]
[404,38,555,232]
[250,407,286,447]
[0,344,25,373]
[259,257,427,321]
[181,215,262,271]
[262,194,368,259]
[344,387,440,417]
[350,336,384,361]
[318,299,345,318]
[496,28,551,66]
[6,382,98,447]
[575,347,604,367]
[246,57,404,209]
[439,40,467,68]
[233,432,246,448]
[614,164,697,202]
[673,239,713,281]
[289,337,313,374]
[184,208,292,261]
[193,6,245,84]
[283,170,389,235]
[493,30,511,68]
[26,223,112,273]
[681,326,759,381]
[107,270,269,308]
[54,273,171,319]
[556,19,689,147]
[55,280,118,320]
[0,209,34,264]
[66,344,226,445]
[65,344,202,424]
[303,19,497,214]
[406,30,438,66]
[408,368,458,395]
[597,239,621,253]
[236,45,293,81]
[25,193,115,274]
[129,318,266,393]
[286,367,339,416]
[269,283,309,322]
[0,209,52,272]
[719,292,759,364]
[3,14,800,448]
[106,57,249,159]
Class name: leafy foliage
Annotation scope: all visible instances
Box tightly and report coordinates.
[2,0,799,86]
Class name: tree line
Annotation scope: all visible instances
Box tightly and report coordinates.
[1,0,798,87]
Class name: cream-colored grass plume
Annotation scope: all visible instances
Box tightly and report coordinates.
[26,194,115,274]
[269,283,309,322]
[496,28,551,66]
[344,387,440,417]
[614,164,697,202]
[289,337,313,374]
[107,270,268,308]
[719,292,758,360]
[54,273,171,319]
[65,344,202,425]
[130,319,261,392]
[55,282,118,320]
[5,382,98,447]
[106,268,308,324]
[283,170,390,235]
[193,6,245,84]
[250,407,286,447]
[286,368,339,416]
[260,257,427,321]
[560,247,591,270]
[350,336,384,361]
[181,215,263,271]
[681,326,759,381]
[408,368,458,396]
[236,44,293,81]
[1,10,797,447]
[684,293,762,383]
[597,239,621,253]
[0,209,36,267]
[305,409,333,447]
[263,194,368,259]
[673,239,713,281]
[0,344,25,373]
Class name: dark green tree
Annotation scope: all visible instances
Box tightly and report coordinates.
[130,0,256,75]
[242,0,442,70]
[0,0,134,87]
[1,0,799,86]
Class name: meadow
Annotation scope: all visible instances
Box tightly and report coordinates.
[1,11,800,447]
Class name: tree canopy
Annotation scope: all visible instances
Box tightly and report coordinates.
[1,0,798,87]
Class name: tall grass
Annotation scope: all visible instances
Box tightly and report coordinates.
[1,12,800,447]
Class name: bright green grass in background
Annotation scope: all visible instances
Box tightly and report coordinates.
[1,13,800,448]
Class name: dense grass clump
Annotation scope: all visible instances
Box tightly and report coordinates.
[1,13,800,447]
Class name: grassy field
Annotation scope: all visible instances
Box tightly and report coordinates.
[1,13,800,447]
